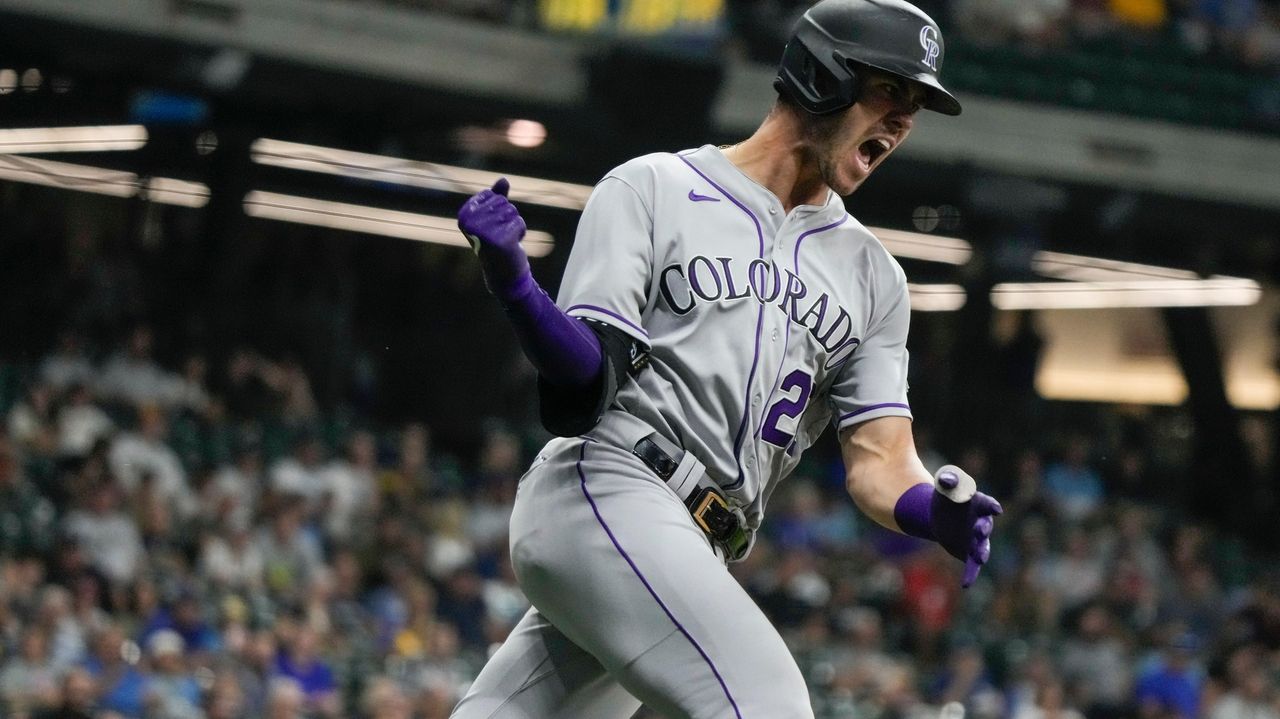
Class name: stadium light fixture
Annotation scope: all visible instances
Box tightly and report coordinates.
[0,155,137,197]
[1031,250,1198,282]
[250,138,591,211]
[1037,367,1277,410]
[144,177,211,208]
[0,125,148,154]
[505,119,547,149]
[1036,367,1189,407]
[0,155,208,207]
[20,69,42,93]
[242,190,555,257]
[871,228,973,265]
[868,229,1260,308]
[990,279,1262,309]
[908,283,967,311]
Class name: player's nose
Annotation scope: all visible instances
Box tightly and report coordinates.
[885,108,913,134]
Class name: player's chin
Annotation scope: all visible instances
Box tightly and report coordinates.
[834,167,870,196]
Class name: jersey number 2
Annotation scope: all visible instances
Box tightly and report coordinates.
[761,369,813,448]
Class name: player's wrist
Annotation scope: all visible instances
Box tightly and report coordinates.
[892,482,936,541]
[476,242,532,300]
[490,264,537,304]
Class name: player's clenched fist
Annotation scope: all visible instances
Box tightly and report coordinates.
[457,178,531,298]
[929,465,1002,587]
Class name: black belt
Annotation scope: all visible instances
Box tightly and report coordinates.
[632,435,749,560]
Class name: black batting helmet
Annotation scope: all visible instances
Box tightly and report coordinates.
[773,0,962,116]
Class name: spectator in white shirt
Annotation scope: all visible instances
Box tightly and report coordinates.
[320,431,377,544]
[199,520,265,591]
[467,429,520,557]
[1209,650,1279,719]
[63,481,145,586]
[269,435,328,518]
[1012,679,1086,719]
[170,353,213,417]
[254,496,324,598]
[33,585,86,673]
[57,383,114,459]
[108,404,196,519]
[7,382,58,457]
[0,626,61,713]
[39,329,95,393]
[97,324,183,408]
[265,677,307,719]
[1042,527,1106,612]
[202,442,264,530]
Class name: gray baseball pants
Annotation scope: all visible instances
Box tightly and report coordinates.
[450,437,813,719]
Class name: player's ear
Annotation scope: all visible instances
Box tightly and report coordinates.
[492,178,510,197]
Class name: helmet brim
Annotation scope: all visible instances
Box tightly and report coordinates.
[915,73,962,116]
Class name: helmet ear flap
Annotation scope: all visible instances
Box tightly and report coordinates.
[774,37,860,115]
[842,58,863,106]
[834,56,862,108]
[809,55,836,98]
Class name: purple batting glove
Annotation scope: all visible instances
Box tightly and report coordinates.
[931,465,1002,587]
[457,178,531,300]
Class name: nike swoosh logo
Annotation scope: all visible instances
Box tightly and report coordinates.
[688,190,720,203]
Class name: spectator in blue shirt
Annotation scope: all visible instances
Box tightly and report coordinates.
[81,623,149,718]
[1136,632,1204,719]
[138,590,220,656]
[143,629,202,719]
[274,625,338,716]
[1044,435,1105,522]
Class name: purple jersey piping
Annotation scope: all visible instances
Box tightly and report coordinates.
[838,402,912,424]
[678,154,764,488]
[754,216,850,465]
[575,441,743,718]
[565,304,650,340]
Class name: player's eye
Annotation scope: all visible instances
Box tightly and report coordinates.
[878,82,920,113]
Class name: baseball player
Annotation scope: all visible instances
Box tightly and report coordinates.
[451,1,1001,717]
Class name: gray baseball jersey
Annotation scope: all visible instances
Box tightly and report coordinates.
[561,144,912,525]
[452,145,913,719]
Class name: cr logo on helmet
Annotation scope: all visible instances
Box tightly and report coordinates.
[919,26,940,70]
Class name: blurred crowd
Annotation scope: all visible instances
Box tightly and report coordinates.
[383,0,1280,71]
[1,321,521,718]
[0,319,1278,719]
[370,0,1280,129]
[941,0,1280,68]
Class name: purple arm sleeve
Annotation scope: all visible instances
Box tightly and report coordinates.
[457,178,603,389]
[496,273,603,389]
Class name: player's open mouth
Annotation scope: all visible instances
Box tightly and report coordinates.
[858,137,892,169]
